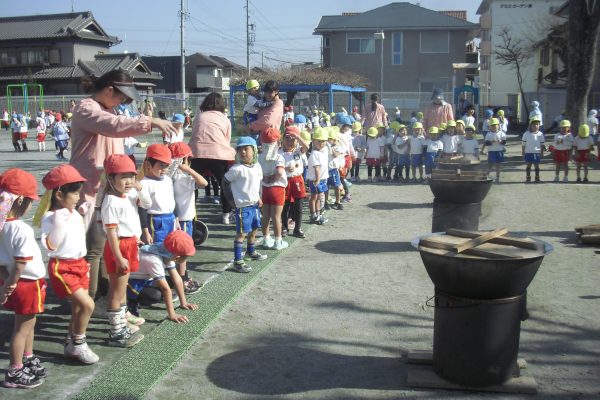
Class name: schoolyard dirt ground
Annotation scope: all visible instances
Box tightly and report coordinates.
[0,128,598,399]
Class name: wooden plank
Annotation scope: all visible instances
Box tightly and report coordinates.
[452,228,509,253]
[575,227,600,234]
[407,369,537,395]
[574,224,600,232]
[446,228,540,250]
[579,234,600,245]
[417,244,509,259]
[407,351,528,372]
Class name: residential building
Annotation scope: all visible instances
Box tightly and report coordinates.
[314,2,477,104]
[0,12,161,96]
[477,0,565,122]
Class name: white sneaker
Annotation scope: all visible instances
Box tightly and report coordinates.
[92,296,108,318]
[222,212,230,225]
[563,176,569,183]
[262,236,275,249]
[65,341,99,364]
[553,176,560,182]
[273,239,289,250]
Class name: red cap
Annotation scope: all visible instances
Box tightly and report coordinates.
[168,142,193,159]
[103,154,136,175]
[55,113,62,122]
[146,144,172,164]
[284,126,300,137]
[42,164,86,190]
[0,168,39,199]
[164,230,196,256]
[261,127,281,144]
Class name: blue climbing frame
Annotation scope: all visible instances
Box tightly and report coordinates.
[228,83,366,129]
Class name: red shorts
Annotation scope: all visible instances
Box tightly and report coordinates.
[285,175,306,202]
[19,132,28,140]
[36,133,45,142]
[575,149,590,163]
[553,149,570,163]
[12,132,20,141]
[103,236,139,274]
[48,257,90,298]
[4,278,47,315]
[344,155,352,169]
[262,185,285,206]
[366,158,381,167]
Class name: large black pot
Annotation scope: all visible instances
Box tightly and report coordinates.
[412,234,553,299]
[431,199,481,232]
[428,178,493,204]
[435,161,486,172]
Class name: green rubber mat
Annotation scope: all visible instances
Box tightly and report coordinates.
[72,233,304,400]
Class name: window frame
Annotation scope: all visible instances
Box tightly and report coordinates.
[346,33,375,54]
[392,32,403,65]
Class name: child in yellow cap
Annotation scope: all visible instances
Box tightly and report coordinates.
[574,124,594,183]
[551,120,574,183]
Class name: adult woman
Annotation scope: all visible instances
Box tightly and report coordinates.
[361,93,388,129]
[70,69,176,304]
[424,89,454,131]
[189,92,236,224]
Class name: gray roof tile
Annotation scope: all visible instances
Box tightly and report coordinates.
[315,2,476,32]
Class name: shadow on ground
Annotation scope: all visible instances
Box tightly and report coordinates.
[315,240,413,254]
[366,202,431,210]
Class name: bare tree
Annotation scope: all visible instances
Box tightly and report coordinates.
[495,27,533,118]
[565,0,600,129]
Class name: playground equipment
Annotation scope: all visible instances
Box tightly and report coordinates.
[6,83,44,116]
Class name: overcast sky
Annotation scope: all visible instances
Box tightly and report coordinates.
[3,0,480,67]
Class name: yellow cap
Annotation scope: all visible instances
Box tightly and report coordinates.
[455,119,465,125]
[497,109,505,116]
[417,112,424,119]
[331,125,340,133]
[529,116,541,124]
[65,112,73,119]
[389,120,401,131]
[428,126,439,135]
[447,120,456,127]
[300,130,311,142]
[578,124,590,138]
[376,123,386,129]
[328,129,339,140]
[312,127,329,141]
[466,124,476,131]
[559,119,571,128]
[438,122,447,130]
[330,112,336,117]
[351,121,362,132]
[413,122,423,130]
[324,114,330,120]
[398,124,407,130]
[246,79,259,90]
[367,127,378,137]
[489,118,499,126]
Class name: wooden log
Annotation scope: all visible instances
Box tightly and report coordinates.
[446,228,540,250]
[452,228,509,253]
[579,234,600,245]
[417,242,508,259]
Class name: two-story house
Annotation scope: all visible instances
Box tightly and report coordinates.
[0,12,161,96]
[314,2,477,107]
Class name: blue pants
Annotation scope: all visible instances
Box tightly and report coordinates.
[424,152,438,174]
[148,212,176,244]
[235,203,262,234]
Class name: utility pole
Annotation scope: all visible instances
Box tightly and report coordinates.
[179,0,188,110]
[245,0,255,75]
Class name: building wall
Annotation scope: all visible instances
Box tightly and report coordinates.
[480,0,564,108]
[72,42,109,63]
[322,29,468,94]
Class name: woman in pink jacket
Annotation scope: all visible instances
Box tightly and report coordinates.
[189,92,237,224]
[361,93,388,130]
[70,69,176,304]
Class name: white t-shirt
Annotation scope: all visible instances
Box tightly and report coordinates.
[101,188,151,238]
[426,139,443,153]
[172,172,196,221]
[482,119,490,133]
[522,131,545,153]
[574,136,594,150]
[366,136,384,159]
[224,163,263,208]
[553,133,574,151]
[165,129,184,144]
[124,137,139,156]
[462,115,475,127]
[306,147,329,181]
[280,148,306,178]
[41,209,87,259]
[393,135,409,155]
[129,252,168,280]
[328,144,344,169]
[409,135,425,155]
[141,176,175,214]
[485,130,506,152]
[339,130,356,158]
[441,134,460,153]
[461,138,479,155]
[243,94,260,115]
[36,117,46,134]
[499,118,509,134]
[260,153,287,188]
[352,135,367,159]
[0,219,46,280]
[588,116,598,136]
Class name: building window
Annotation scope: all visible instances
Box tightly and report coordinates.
[420,31,449,53]
[392,32,403,65]
[480,55,489,70]
[540,47,550,66]
[0,48,48,66]
[419,78,449,94]
[346,34,375,54]
[324,37,330,48]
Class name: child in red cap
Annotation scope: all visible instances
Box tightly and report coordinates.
[140,144,176,245]
[127,230,198,323]
[101,154,151,347]
[34,164,99,364]
[167,141,207,294]
[0,168,46,388]
[280,126,309,238]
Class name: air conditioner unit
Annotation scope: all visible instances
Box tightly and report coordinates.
[374,32,385,40]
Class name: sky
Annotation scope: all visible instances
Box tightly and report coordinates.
[3,0,480,68]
